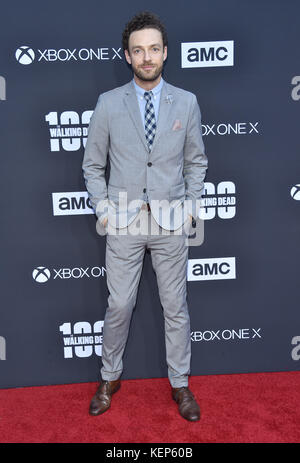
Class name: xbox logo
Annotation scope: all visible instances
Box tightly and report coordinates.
[15,46,35,65]
[32,266,51,283]
[290,184,300,201]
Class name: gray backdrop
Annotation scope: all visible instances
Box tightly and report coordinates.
[1,0,300,388]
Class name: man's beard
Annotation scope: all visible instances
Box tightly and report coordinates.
[132,61,164,82]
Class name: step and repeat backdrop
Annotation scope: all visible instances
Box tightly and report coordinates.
[1,0,300,388]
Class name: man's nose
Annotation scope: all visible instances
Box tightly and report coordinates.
[144,49,151,61]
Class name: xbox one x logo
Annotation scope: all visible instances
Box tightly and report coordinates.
[290,184,300,201]
[15,46,35,65]
[32,266,51,283]
[15,46,122,65]
[32,265,106,283]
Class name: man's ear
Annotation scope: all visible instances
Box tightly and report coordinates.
[163,46,168,61]
[124,49,131,65]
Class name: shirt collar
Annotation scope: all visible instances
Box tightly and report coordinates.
[133,77,164,99]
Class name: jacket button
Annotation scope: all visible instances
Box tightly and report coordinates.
[147,162,152,167]
[143,188,146,193]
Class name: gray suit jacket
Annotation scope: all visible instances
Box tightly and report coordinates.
[82,80,207,231]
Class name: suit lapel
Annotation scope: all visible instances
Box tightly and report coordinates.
[151,82,173,153]
[123,81,148,152]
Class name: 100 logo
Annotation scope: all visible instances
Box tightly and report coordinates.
[45,111,93,151]
[59,321,104,358]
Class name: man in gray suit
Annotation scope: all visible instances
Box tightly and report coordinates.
[82,11,207,421]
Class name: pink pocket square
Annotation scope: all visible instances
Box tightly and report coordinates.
[172,119,182,131]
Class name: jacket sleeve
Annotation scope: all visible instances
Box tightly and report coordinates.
[82,94,109,222]
[183,94,208,219]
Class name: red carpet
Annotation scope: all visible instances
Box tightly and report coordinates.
[0,371,299,443]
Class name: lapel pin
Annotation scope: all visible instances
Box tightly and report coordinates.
[165,94,173,104]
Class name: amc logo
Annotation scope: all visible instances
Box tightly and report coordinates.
[187,257,236,281]
[181,40,234,68]
[52,191,93,216]
[0,336,6,360]
[291,336,300,360]
[0,76,6,101]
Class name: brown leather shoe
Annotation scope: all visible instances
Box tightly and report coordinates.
[172,386,200,421]
[89,379,121,416]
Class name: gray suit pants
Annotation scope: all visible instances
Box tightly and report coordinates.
[100,203,192,388]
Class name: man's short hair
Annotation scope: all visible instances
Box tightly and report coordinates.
[122,11,168,52]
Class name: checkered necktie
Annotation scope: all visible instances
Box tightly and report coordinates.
[144,91,156,151]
